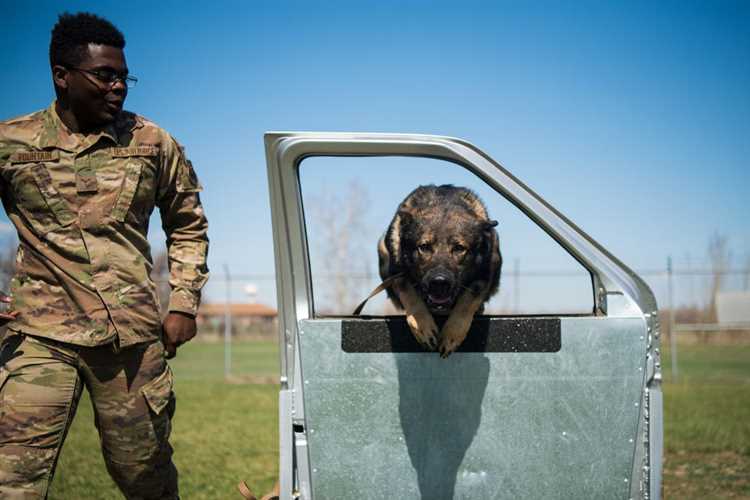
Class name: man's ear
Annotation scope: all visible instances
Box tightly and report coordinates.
[52,65,69,91]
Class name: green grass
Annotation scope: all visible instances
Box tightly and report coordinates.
[662,344,750,385]
[661,344,750,499]
[170,339,280,381]
[50,341,280,500]
[48,340,750,499]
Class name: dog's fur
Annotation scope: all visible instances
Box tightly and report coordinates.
[378,185,502,357]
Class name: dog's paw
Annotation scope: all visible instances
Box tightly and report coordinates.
[439,315,472,358]
[406,312,439,350]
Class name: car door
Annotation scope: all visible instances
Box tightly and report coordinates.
[265,132,662,500]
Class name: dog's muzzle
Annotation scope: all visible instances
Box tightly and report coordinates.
[423,270,456,310]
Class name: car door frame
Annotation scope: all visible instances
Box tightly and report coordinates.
[264,131,663,500]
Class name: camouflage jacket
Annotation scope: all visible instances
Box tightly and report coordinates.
[0,102,209,347]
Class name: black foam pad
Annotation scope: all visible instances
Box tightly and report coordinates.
[341,316,561,353]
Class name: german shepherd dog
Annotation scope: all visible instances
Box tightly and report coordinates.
[378,185,502,357]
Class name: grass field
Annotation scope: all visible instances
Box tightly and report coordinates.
[48,339,749,499]
[51,342,281,500]
[661,344,750,499]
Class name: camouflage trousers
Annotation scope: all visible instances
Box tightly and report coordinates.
[0,332,178,499]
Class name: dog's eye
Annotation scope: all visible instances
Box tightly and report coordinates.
[452,244,467,254]
[417,243,433,254]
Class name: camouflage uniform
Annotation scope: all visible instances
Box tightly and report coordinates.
[0,102,209,498]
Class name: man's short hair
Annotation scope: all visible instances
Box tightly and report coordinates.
[49,12,125,68]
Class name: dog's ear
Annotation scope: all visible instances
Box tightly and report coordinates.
[397,210,414,229]
[386,210,414,270]
[479,219,499,255]
[474,217,501,283]
[482,219,499,230]
[391,210,414,265]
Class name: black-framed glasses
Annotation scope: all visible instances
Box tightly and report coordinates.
[68,66,138,89]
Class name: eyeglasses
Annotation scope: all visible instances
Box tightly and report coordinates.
[68,66,138,89]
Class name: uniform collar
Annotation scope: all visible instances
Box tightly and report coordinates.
[40,101,137,152]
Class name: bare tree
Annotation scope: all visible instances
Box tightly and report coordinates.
[706,232,732,322]
[0,237,17,338]
[306,180,373,314]
[0,237,17,293]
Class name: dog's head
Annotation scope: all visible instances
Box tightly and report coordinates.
[396,208,499,313]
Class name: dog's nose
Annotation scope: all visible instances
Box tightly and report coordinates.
[428,275,452,297]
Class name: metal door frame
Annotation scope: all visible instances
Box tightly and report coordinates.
[264,132,662,499]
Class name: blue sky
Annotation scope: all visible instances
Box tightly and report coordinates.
[1,0,748,309]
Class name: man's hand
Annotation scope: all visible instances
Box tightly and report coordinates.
[0,292,18,325]
[162,311,197,359]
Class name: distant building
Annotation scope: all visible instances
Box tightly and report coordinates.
[197,302,278,337]
[715,291,750,325]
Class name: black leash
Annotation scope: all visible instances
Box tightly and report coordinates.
[351,273,404,315]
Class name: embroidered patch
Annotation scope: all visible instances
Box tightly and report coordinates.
[9,150,60,163]
[176,159,202,192]
[111,146,159,157]
[76,167,99,194]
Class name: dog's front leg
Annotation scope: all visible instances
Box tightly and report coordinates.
[439,288,486,358]
[393,280,439,350]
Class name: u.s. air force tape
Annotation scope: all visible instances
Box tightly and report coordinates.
[111,146,159,157]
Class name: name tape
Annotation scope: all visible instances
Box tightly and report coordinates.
[10,150,60,163]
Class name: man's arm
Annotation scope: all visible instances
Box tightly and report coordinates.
[157,137,209,358]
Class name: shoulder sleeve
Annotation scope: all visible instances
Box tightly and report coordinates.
[157,134,210,316]
[0,123,21,198]
[0,121,19,163]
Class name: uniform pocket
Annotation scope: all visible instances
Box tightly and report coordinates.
[29,164,77,227]
[10,163,76,235]
[111,161,143,222]
[140,364,174,415]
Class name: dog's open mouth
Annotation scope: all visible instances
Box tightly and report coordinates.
[425,274,455,311]
[428,293,452,305]
[426,292,454,311]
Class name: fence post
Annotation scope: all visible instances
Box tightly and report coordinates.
[513,258,520,313]
[668,256,678,381]
[224,263,232,380]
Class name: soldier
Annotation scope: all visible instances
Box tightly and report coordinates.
[0,12,209,499]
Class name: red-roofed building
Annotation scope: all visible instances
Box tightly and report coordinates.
[197,302,278,338]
